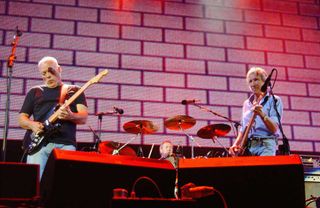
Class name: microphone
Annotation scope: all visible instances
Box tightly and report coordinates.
[95,106,124,116]
[261,68,276,93]
[181,99,200,105]
[15,26,23,37]
[113,106,124,114]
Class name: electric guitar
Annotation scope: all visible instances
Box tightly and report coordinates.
[25,70,109,155]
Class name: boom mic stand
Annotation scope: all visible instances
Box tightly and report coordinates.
[174,155,179,199]
[1,27,22,161]
[191,103,240,156]
[88,125,101,152]
[264,68,290,155]
[94,109,123,152]
[193,103,241,134]
[269,88,290,155]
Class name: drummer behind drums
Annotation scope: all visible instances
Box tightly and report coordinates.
[159,140,177,168]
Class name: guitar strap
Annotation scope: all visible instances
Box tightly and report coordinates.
[59,84,69,106]
[260,95,269,107]
[249,95,269,133]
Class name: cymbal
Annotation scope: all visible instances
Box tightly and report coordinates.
[99,141,136,156]
[164,115,196,131]
[197,124,231,139]
[123,120,159,134]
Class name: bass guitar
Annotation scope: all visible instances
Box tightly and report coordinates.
[25,69,109,155]
[237,93,266,156]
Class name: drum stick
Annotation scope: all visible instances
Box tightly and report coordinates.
[148,143,155,158]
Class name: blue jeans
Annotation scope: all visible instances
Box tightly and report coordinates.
[27,143,76,180]
[249,138,277,156]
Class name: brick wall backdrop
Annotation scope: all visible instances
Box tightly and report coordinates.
[0,0,319,153]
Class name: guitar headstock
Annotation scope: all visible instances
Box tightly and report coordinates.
[90,69,109,84]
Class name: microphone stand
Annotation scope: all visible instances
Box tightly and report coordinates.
[94,113,104,152]
[193,103,241,133]
[174,155,179,199]
[192,103,240,156]
[94,110,120,152]
[1,27,22,161]
[269,88,290,155]
[88,125,101,152]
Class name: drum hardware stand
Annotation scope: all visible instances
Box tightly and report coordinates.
[137,146,144,157]
[164,115,197,159]
[112,133,140,155]
[192,103,237,157]
[120,120,158,156]
[175,143,184,158]
[1,27,22,161]
[178,123,200,159]
[212,136,230,156]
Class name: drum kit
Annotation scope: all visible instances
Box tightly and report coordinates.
[98,114,232,158]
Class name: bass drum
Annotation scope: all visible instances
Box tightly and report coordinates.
[98,141,136,157]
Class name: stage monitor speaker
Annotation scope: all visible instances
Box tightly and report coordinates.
[40,149,175,208]
[0,162,39,199]
[111,198,197,208]
[304,167,320,208]
[178,155,305,208]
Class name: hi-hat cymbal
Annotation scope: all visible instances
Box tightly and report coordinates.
[123,120,159,134]
[99,141,136,156]
[164,115,196,131]
[197,124,231,139]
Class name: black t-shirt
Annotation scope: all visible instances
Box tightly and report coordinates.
[20,84,87,146]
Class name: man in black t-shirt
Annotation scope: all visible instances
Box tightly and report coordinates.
[18,56,88,179]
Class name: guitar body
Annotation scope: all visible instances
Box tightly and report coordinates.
[26,121,61,155]
[28,133,45,155]
[237,126,252,156]
[239,145,252,156]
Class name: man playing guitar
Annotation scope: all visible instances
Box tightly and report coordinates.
[229,67,283,156]
[18,56,88,179]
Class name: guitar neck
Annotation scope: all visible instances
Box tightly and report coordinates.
[239,112,257,150]
[45,69,108,124]
[48,82,90,123]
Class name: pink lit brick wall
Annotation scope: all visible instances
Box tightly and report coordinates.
[0,0,319,153]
